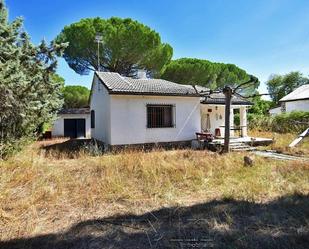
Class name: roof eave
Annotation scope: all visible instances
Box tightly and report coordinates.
[279,97,309,103]
[109,91,200,97]
[201,100,253,106]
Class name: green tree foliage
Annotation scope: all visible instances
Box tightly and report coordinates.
[0,0,67,158]
[56,17,173,76]
[249,96,273,115]
[51,73,65,88]
[63,86,90,108]
[267,71,308,104]
[161,58,258,93]
[235,96,273,125]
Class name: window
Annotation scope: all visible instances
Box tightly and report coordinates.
[147,104,175,128]
[97,80,102,91]
[281,102,286,113]
[91,110,95,128]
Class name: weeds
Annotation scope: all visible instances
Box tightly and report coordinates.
[0,136,308,243]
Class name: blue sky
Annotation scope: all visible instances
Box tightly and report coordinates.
[6,0,309,94]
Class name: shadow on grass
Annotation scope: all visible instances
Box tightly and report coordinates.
[42,139,104,158]
[1,194,308,249]
[41,139,193,158]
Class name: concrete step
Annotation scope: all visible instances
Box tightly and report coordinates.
[229,142,256,151]
[229,144,249,148]
[232,147,256,151]
[229,144,248,148]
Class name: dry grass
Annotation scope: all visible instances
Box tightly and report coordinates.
[0,135,309,248]
[249,129,309,155]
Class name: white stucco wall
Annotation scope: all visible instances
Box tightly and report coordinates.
[90,75,111,144]
[285,100,309,113]
[109,95,201,145]
[51,113,91,138]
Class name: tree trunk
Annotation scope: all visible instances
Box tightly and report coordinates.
[223,86,232,153]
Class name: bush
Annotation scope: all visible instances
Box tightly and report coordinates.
[248,111,309,133]
[273,111,309,133]
[234,113,240,126]
[248,114,274,131]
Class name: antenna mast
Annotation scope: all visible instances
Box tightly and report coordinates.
[95,33,103,71]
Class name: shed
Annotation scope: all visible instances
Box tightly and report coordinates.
[51,108,91,138]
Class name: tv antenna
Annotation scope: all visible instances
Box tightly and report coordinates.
[95,33,103,71]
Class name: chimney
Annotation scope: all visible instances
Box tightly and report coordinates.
[136,69,147,79]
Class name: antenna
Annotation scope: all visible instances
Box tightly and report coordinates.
[95,33,103,71]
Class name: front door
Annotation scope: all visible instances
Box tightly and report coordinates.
[64,119,86,138]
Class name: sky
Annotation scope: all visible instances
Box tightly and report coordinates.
[6,0,309,95]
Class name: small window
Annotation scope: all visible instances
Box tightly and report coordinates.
[91,110,95,128]
[147,104,175,128]
[281,102,286,113]
[97,80,102,91]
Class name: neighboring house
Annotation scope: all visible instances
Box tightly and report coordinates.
[51,108,91,138]
[269,84,309,115]
[89,71,251,146]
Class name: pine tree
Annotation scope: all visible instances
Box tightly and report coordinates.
[0,0,67,158]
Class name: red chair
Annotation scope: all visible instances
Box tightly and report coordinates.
[215,128,221,138]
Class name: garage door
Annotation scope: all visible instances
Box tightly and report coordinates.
[64,119,86,138]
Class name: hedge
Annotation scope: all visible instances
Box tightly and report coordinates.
[248,111,309,133]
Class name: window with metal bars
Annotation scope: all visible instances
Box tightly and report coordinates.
[147,104,175,128]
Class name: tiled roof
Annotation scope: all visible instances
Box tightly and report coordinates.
[95,72,252,104]
[59,107,90,115]
[279,84,309,102]
[202,92,253,105]
[194,85,252,105]
[96,72,199,97]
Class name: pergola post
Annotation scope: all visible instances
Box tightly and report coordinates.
[239,106,247,137]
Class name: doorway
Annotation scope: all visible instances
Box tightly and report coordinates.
[64,119,86,138]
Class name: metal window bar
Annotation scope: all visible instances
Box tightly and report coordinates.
[147,104,174,128]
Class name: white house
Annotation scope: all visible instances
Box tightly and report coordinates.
[51,108,91,138]
[90,72,201,146]
[269,84,309,115]
[89,71,251,146]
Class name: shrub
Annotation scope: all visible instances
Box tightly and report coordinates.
[248,114,273,131]
[273,111,309,133]
[249,111,309,133]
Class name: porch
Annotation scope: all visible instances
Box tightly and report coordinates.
[198,102,273,151]
[212,136,273,146]
[200,104,249,138]
[193,135,273,152]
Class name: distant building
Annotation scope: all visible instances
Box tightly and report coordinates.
[51,108,91,138]
[269,84,309,115]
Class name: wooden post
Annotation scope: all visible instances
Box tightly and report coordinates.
[223,86,232,153]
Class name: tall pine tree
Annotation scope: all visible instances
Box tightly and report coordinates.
[0,0,67,158]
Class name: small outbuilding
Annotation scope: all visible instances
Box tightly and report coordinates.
[51,108,91,139]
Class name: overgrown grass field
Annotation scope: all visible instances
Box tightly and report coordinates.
[0,131,308,248]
